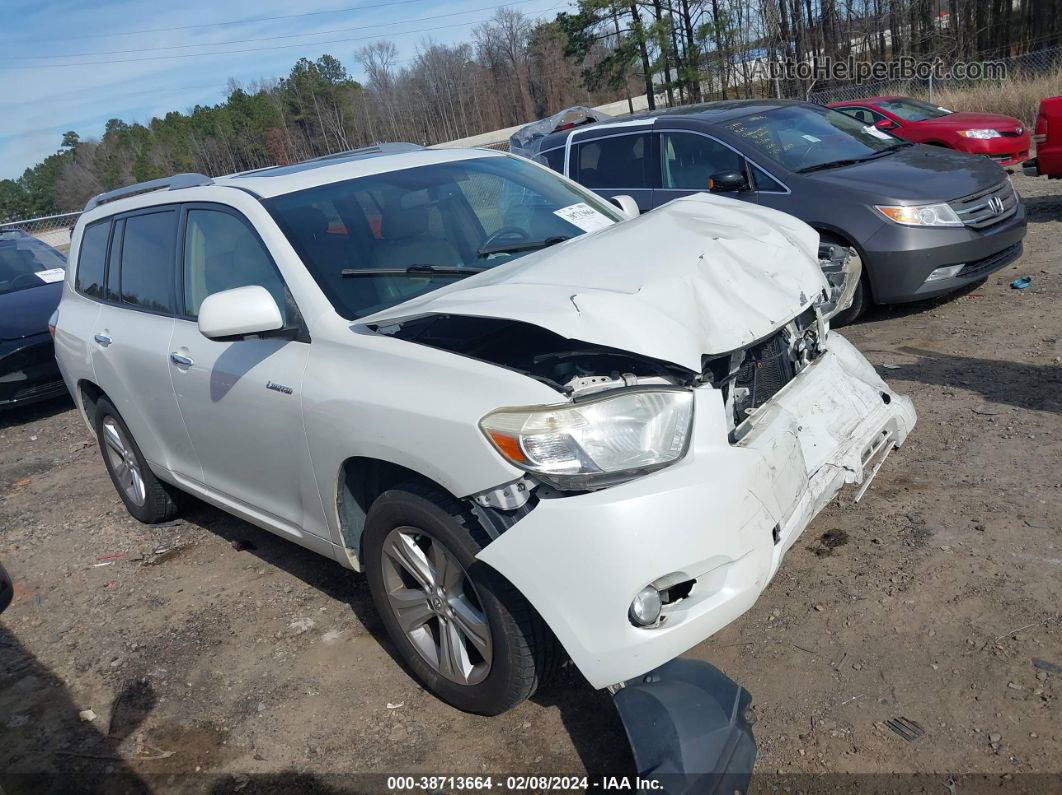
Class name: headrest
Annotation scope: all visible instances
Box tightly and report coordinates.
[381,202,429,239]
[285,206,330,239]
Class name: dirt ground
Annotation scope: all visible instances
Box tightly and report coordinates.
[1,173,1060,794]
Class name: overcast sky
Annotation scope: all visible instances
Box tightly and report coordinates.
[0,0,563,180]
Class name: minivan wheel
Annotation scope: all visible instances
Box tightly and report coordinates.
[94,397,179,524]
[363,482,559,715]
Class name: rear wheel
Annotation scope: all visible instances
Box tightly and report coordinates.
[363,482,559,715]
[94,397,179,524]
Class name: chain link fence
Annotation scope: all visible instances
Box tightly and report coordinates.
[0,212,81,254]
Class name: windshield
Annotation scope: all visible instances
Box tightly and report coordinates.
[266,155,621,319]
[876,98,951,121]
[0,232,66,296]
[722,105,900,172]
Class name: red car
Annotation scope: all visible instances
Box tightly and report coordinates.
[828,96,1030,168]
[1022,96,1062,179]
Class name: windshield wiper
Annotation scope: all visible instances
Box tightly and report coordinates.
[798,142,916,174]
[477,235,571,259]
[340,265,487,278]
[795,158,868,174]
[867,142,915,158]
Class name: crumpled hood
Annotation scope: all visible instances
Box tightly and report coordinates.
[360,194,827,372]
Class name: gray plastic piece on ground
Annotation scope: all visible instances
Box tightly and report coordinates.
[612,657,756,795]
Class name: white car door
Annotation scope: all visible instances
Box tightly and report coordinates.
[167,204,322,539]
[88,210,202,481]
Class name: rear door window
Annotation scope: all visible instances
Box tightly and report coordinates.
[575,134,652,189]
[118,210,177,314]
[75,221,110,298]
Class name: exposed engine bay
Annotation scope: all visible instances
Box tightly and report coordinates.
[374,307,825,435]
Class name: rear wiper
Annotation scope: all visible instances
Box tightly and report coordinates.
[477,235,571,259]
[340,265,487,278]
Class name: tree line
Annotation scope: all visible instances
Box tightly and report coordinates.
[2,0,1057,222]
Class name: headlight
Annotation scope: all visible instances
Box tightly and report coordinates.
[957,129,1001,139]
[480,388,693,490]
[875,202,963,227]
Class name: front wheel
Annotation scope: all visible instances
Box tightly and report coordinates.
[363,483,559,715]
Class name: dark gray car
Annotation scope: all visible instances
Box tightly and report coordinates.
[521,100,1026,322]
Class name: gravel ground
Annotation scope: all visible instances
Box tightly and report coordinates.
[1,173,1060,794]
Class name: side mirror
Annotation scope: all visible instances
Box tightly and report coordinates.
[198,285,284,341]
[708,170,748,193]
[874,118,897,131]
[609,195,641,219]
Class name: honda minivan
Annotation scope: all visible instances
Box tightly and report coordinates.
[517,100,1027,322]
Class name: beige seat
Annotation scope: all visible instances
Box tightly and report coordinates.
[370,202,463,268]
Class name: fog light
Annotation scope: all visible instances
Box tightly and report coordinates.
[925,264,964,283]
[629,586,662,627]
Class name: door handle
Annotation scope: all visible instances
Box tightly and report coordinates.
[93,333,112,347]
[170,352,194,368]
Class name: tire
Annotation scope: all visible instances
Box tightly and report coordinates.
[821,232,868,326]
[94,397,179,524]
[363,482,559,715]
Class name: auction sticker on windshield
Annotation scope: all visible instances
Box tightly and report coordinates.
[35,268,65,283]
[554,202,615,232]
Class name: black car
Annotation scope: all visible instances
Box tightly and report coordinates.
[0,229,68,409]
[0,561,11,614]
[516,100,1026,322]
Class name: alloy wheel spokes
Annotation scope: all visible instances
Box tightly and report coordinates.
[380,527,492,686]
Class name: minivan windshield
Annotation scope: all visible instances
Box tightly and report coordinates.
[723,104,904,173]
[0,232,66,296]
[266,155,621,319]
[876,98,951,121]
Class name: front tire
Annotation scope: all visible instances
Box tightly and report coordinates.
[94,397,179,524]
[363,482,559,715]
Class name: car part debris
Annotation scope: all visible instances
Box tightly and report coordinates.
[1032,658,1062,674]
[885,716,924,742]
[612,658,755,795]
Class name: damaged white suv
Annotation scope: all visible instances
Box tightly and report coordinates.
[55,144,915,715]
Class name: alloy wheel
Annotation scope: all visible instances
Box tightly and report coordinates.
[101,417,147,507]
[380,526,493,685]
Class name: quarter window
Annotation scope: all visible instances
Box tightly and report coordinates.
[182,209,287,322]
[75,221,109,298]
[119,210,177,313]
[576,134,651,189]
[660,132,744,189]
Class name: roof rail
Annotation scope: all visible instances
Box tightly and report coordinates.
[83,173,213,212]
[305,143,423,162]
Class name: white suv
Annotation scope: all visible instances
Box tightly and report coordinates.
[54,144,915,715]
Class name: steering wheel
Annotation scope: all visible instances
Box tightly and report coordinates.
[10,272,44,290]
[480,226,530,251]
[789,140,821,169]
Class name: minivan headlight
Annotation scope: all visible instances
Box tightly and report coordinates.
[875,202,963,227]
[480,388,693,490]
